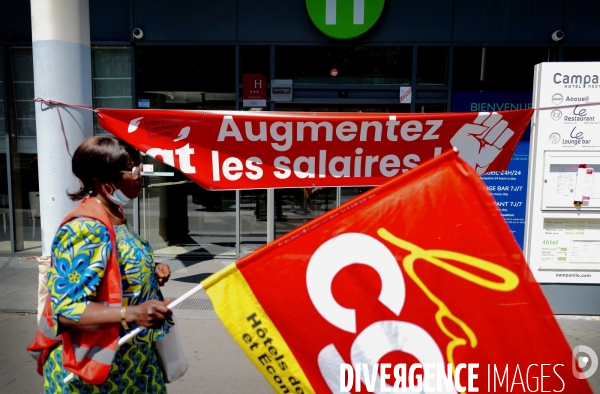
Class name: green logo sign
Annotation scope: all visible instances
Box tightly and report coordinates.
[306,0,385,40]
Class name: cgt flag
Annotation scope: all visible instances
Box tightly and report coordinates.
[200,150,591,394]
[97,108,533,190]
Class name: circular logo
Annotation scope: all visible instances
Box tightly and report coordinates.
[306,0,385,39]
[552,93,563,105]
[573,345,599,379]
[551,109,562,121]
[549,132,561,144]
[330,68,339,77]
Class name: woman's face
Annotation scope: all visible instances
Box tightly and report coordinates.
[113,156,142,199]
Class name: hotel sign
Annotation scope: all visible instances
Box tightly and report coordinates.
[243,74,267,107]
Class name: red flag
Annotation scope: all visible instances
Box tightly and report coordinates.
[201,150,591,393]
[97,108,533,190]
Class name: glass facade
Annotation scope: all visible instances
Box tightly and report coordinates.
[0,43,598,256]
[91,47,135,223]
[9,48,38,252]
[0,48,10,252]
[92,47,132,135]
[136,46,238,257]
[238,47,270,254]
[417,47,449,85]
[452,47,552,92]
[275,46,411,84]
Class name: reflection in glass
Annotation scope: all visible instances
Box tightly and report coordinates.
[239,189,267,256]
[92,47,132,136]
[417,47,448,85]
[139,157,238,259]
[275,46,411,84]
[453,47,549,91]
[10,49,36,154]
[274,187,337,238]
[271,186,377,239]
[91,47,135,222]
[189,185,237,258]
[340,187,372,206]
[135,46,237,258]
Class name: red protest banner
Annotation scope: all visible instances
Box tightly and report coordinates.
[97,108,533,190]
[202,150,591,393]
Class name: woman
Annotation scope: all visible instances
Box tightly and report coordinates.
[28,136,174,393]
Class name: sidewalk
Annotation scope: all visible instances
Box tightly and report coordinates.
[1,254,600,393]
[0,253,229,315]
[0,253,273,393]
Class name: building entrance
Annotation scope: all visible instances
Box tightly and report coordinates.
[133,45,448,258]
[135,46,241,258]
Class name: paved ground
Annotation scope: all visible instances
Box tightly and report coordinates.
[0,313,273,393]
[0,255,272,393]
[2,254,600,393]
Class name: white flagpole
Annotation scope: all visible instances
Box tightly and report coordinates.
[64,283,204,383]
[117,283,204,346]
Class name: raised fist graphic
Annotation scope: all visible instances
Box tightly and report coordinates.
[450,112,514,175]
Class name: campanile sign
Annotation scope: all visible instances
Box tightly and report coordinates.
[306,0,385,39]
[525,62,600,285]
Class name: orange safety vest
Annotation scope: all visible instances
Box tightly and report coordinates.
[27,197,122,385]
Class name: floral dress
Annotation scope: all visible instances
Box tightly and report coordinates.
[43,219,173,393]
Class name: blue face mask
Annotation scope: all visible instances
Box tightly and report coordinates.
[105,186,131,206]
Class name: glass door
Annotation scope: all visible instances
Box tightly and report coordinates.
[140,162,238,258]
[0,49,11,252]
[136,46,237,258]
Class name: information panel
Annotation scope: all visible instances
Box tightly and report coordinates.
[453,92,531,249]
[525,62,600,284]
[541,219,600,267]
[542,152,600,209]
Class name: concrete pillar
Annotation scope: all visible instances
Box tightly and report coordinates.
[30,0,93,255]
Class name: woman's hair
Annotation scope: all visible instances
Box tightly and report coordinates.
[68,136,140,201]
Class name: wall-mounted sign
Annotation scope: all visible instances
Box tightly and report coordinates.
[399,86,412,104]
[526,61,600,284]
[138,98,151,108]
[453,92,533,250]
[306,0,385,40]
[271,80,293,102]
[243,74,267,107]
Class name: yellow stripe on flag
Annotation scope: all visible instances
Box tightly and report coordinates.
[202,264,315,394]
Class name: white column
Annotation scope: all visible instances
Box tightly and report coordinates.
[30,0,93,256]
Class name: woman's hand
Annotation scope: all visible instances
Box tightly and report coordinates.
[127,299,172,329]
[155,263,171,286]
[59,299,171,330]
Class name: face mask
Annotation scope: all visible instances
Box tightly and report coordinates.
[105,186,131,206]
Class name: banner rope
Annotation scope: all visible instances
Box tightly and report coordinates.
[32,97,600,158]
[537,101,600,111]
[34,97,98,157]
